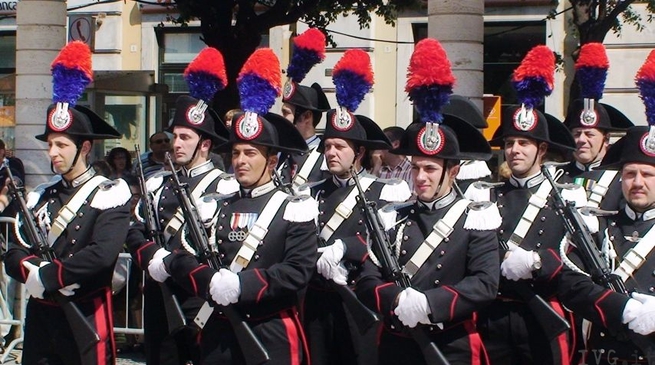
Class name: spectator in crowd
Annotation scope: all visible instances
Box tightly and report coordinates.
[136,131,171,179]
[371,126,413,188]
[91,160,113,177]
[107,147,133,179]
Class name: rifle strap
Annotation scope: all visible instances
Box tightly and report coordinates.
[163,169,221,242]
[586,170,617,208]
[319,176,376,242]
[506,179,553,248]
[614,224,655,282]
[229,191,288,273]
[404,199,470,278]
[48,175,108,246]
[292,147,322,189]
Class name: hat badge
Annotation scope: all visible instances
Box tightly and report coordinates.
[512,105,537,132]
[48,102,72,132]
[282,80,296,101]
[186,100,207,125]
[640,128,655,157]
[235,112,263,141]
[332,106,354,131]
[580,99,598,127]
[416,124,444,156]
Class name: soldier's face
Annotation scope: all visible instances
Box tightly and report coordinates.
[621,162,655,212]
[172,127,202,166]
[232,143,276,188]
[47,133,80,175]
[504,137,544,178]
[324,138,357,177]
[281,103,296,123]
[411,157,459,201]
[572,127,607,164]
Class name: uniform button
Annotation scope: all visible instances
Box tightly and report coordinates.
[223,202,228,206]
[400,250,407,256]
[83,200,88,205]
[218,225,223,231]
[410,209,415,214]
[320,222,325,227]
[434,279,440,285]
[71,239,76,244]
[217,239,223,244]
[538,230,543,235]
[650,287,655,293]
[259,241,264,246]
[74,225,80,231]
[499,229,504,234]
[78,212,84,217]
[390,324,396,330]
[600,332,605,337]
[160,219,165,224]
[246,314,251,319]
[319,190,325,194]
[320,200,325,204]
[220,214,226,218]
[159,207,164,211]
[403,236,408,241]
[610,236,615,241]
[358,220,363,225]
[498,193,503,197]
[436,264,442,270]
[254,255,260,260]
[52,189,57,193]
[49,199,55,204]
[498,205,504,208]
[219,253,225,259]
[319,211,324,215]
[439,251,445,256]
[161,196,166,200]
[164,186,169,190]
[610,222,616,226]
[541,217,546,222]
[536,243,542,248]
[444,238,449,242]
[406,222,412,226]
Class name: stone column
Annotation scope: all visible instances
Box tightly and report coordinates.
[16,0,67,187]
[428,0,484,110]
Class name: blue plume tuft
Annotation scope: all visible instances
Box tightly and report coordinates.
[408,85,452,123]
[287,48,323,83]
[578,67,606,100]
[51,64,91,106]
[333,70,372,112]
[512,76,551,109]
[238,74,279,115]
[186,72,224,103]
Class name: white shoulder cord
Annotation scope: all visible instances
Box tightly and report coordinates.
[180,213,219,256]
[14,202,51,249]
[367,220,406,268]
[559,235,589,276]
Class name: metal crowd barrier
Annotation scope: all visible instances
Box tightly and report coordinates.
[112,252,145,337]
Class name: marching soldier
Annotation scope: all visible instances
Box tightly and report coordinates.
[280,28,331,189]
[4,42,132,365]
[355,38,500,364]
[558,51,655,365]
[128,47,236,365]
[154,48,318,365]
[309,49,411,365]
[562,43,633,211]
[470,45,588,365]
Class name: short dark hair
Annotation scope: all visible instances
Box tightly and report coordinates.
[383,126,405,143]
[0,139,5,150]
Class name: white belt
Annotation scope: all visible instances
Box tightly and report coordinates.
[319,176,376,242]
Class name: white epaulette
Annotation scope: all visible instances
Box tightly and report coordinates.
[217,174,240,194]
[464,184,491,202]
[283,195,319,223]
[91,178,132,210]
[379,179,412,203]
[145,173,166,193]
[561,183,599,233]
[378,209,397,231]
[26,175,62,209]
[457,160,492,180]
[463,201,502,231]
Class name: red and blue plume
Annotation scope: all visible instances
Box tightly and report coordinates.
[286,28,325,83]
[184,47,228,103]
[51,41,93,106]
[575,43,608,100]
[332,49,373,112]
[636,50,655,126]
[237,48,282,115]
[512,45,555,109]
[405,38,455,123]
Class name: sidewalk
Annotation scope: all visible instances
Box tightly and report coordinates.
[0,346,146,364]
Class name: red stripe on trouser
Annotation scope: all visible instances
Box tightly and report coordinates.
[281,310,302,365]
[463,319,484,365]
[549,299,570,365]
[93,289,114,365]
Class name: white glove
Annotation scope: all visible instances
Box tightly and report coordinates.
[394,287,431,328]
[501,246,536,281]
[317,240,347,285]
[59,283,81,297]
[23,261,48,299]
[209,268,241,306]
[622,298,642,324]
[147,248,171,283]
[627,293,655,335]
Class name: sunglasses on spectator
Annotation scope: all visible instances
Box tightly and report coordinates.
[151,138,170,144]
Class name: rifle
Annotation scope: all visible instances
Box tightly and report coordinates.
[351,168,450,365]
[3,164,100,356]
[134,145,187,334]
[273,169,380,334]
[542,162,655,363]
[165,153,270,365]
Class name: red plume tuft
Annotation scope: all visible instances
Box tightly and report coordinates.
[405,38,455,92]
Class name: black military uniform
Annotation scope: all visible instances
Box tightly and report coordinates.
[126,47,235,365]
[356,113,501,364]
[164,110,318,365]
[5,41,132,365]
[558,126,655,364]
[305,108,411,365]
[474,101,586,364]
